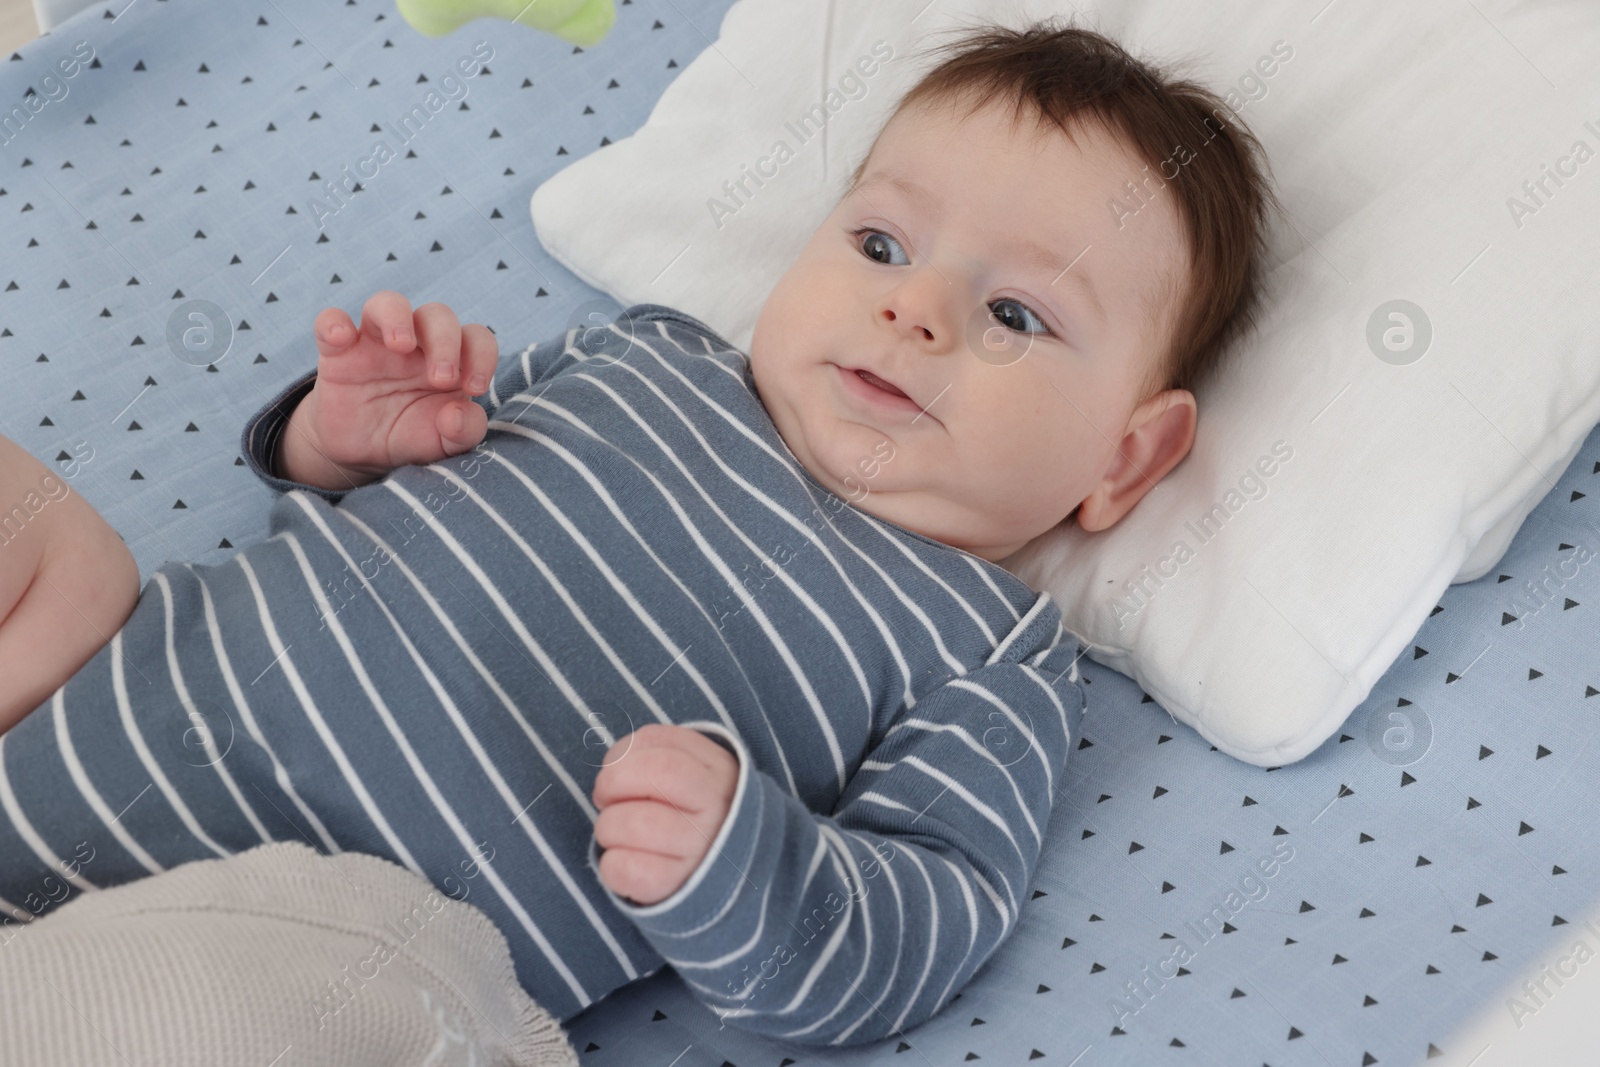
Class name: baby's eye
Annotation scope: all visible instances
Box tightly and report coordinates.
[851,227,909,266]
[989,298,1051,336]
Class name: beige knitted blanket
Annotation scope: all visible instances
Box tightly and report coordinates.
[0,841,580,1067]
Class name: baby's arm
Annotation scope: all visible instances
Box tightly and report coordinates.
[591,608,1084,1047]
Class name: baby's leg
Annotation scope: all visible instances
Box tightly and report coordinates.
[0,434,140,734]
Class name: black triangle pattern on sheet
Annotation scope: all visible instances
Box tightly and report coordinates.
[2,1,1598,1064]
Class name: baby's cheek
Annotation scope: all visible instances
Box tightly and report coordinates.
[970,418,1059,508]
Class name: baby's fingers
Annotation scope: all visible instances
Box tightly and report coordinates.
[461,323,499,396]
[313,307,359,361]
[414,302,464,388]
[437,399,488,456]
[358,290,419,355]
[596,846,687,907]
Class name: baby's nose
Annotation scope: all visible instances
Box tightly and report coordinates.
[880,307,935,343]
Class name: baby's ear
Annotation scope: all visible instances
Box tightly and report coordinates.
[1075,389,1196,533]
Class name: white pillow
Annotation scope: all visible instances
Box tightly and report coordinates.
[530,0,1600,766]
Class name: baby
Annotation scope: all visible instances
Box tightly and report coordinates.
[0,19,1274,1048]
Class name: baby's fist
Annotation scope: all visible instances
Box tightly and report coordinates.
[592,724,738,907]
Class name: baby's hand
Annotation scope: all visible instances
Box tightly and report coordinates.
[290,292,498,489]
[592,724,739,907]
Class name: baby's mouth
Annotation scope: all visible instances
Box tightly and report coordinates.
[855,369,910,399]
[832,362,934,422]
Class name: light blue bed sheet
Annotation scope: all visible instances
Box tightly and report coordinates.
[3,1,1598,1064]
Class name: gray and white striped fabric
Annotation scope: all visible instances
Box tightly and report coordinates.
[0,304,1086,1046]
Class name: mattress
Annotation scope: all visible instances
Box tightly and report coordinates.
[3,1,1598,1063]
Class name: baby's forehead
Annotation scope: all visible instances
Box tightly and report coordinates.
[854,96,1191,354]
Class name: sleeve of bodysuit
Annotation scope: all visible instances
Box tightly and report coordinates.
[588,595,1087,1047]
[237,318,589,504]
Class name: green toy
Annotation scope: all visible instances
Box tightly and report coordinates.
[396,0,616,46]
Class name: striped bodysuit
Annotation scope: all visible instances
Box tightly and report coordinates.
[0,303,1085,1047]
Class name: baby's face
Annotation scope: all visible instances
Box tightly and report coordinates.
[750,96,1193,562]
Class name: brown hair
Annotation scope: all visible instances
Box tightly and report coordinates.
[848,17,1283,403]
